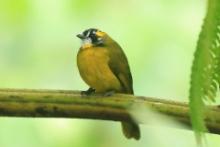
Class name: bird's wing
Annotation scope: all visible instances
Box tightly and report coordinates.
[108,42,134,94]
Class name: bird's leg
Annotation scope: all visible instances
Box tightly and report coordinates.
[81,87,96,96]
[104,90,115,97]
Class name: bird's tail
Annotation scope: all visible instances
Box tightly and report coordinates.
[121,121,140,140]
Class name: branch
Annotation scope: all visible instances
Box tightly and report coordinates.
[0,88,219,135]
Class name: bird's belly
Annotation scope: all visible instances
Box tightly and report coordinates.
[77,49,121,93]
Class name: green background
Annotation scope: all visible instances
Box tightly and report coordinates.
[0,0,219,146]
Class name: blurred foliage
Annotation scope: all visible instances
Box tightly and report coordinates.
[189,0,220,145]
[0,0,219,147]
[0,0,29,26]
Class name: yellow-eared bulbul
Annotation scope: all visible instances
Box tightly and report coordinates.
[76,28,140,140]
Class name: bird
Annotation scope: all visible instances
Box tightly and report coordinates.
[76,28,140,140]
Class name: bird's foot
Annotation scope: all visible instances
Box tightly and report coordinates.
[81,88,96,96]
[104,90,115,97]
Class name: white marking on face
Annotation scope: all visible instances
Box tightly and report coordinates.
[81,38,92,47]
[92,30,96,34]
[86,31,90,37]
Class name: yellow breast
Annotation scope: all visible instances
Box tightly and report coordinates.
[77,47,121,93]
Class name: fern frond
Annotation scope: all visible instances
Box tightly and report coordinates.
[189,0,220,144]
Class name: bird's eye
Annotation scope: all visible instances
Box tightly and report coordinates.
[89,33,95,38]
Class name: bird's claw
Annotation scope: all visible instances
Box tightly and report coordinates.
[104,90,115,97]
[81,88,96,96]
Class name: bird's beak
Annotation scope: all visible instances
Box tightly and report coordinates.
[77,34,86,39]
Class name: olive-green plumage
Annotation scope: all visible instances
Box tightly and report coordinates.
[76,28,140,140]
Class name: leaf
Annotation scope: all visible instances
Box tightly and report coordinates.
[189,0,220,145]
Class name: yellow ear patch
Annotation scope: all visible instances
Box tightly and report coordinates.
[96,31,105,37]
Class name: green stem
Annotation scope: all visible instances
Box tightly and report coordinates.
[0,88,219,134]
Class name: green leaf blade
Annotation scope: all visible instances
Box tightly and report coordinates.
[189,0,220,145]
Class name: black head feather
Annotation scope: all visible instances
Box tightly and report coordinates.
[78,28,103,45]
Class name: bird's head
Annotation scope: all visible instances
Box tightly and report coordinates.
[77,28,107,49]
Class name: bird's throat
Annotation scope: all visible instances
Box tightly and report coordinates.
[81,38,93,49]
